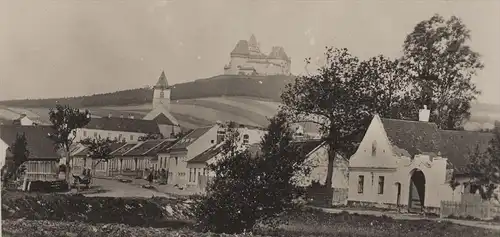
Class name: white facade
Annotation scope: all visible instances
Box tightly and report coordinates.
[347,115,460,210]
[73,128,145,143]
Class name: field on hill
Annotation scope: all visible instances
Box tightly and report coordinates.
[0,75,294,108]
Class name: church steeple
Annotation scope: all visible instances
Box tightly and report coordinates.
[152,70,172,109]
[154,71,170,90]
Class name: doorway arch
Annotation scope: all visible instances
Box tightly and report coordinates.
[408,169,426,212]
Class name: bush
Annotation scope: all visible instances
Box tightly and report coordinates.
[28,180,69,193]
[194,113,311,234]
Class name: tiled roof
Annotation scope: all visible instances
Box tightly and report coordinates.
[123,139,166,156]
[380,118,441,157]
[167,126,213,151]
[152,113,176,126]
[74,142,126,157]
[112,143,139,156]
[84,117,160,134]
[187,144,224,164]
[146,139,177,157]
[154,71,170,89]
[0,125,60,160]
[230,40,250,56]
[439,130,494,172]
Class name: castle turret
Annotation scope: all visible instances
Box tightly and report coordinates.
[152,71,172,110]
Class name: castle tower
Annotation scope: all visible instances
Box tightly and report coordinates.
[152,71,172,110]
[248,34,260,53]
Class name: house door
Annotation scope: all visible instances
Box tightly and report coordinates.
[408,169,426,212]
[395,182,401,207]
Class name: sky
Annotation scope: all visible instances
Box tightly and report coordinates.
[0,0,499,104]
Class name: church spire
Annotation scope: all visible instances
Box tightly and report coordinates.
[154,71,170,89]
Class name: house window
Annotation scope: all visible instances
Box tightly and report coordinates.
[378,176,385,194]
[371,141,377,156]
[189,168,193,182]
[130,135,134,141]
[243,134,249,144]
[211,140,214,144]
[358,175,364,193]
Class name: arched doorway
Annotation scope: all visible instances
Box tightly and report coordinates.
[408,169,426,213]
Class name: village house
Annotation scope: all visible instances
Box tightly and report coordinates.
[0,125,60,183]
[185,124,266,188]
[347,106,495,214]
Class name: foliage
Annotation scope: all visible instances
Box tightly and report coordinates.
[194,112,310,234]
[79,136,116,170]
[1,132,29,184]
[0,75,293,108]
[281,47,413,188]
[464,121,500,200]
[48,104,91,183]
[401,14,484,130]
[138,133,164,141]
[173,129,193,139]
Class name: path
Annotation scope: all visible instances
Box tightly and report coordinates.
[84,178,173,198]
[317,207,500,230]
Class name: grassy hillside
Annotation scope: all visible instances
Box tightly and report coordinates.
[0,74,294,108]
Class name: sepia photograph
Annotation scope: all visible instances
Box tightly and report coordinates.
[0,0,499,236]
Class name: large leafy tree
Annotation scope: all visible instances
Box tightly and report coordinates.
[79,136,116,174]
[1,133,29,184]
[402,14,484,130]
[464,121,500,200]
[281,47,410,188]
[194,112,310,234]
[48,104,91,185]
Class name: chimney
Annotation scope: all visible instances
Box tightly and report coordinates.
[419,105,430,122]
[108,113,112,118]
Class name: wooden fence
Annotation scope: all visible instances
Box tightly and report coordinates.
[441,200,500,220]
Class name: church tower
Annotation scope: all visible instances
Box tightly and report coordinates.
[152,71,171,110]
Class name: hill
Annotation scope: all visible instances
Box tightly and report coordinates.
[0,74,295,108]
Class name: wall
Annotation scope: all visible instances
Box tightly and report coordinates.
[0,139,7,169]
[24,160,59,181]
[74,128,146,143]
[20,117,34,126]
[152,88,171,110]
[348,115,457,209]
[224,55,290,76]
[295,145,348,189]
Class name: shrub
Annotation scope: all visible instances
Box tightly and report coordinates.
[194,112,311,234]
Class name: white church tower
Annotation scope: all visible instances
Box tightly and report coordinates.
[144,71,180,138]
[152,71,171,110]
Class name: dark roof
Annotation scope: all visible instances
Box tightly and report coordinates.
[123,139,166,156]
[439,130,494,172]
[84,117,160,134]
[187,144,224,164]
[167,126,213,151]
[230,40,250,56]
[154,71,170,89]
[380,118,441,157]
[0,125,59,160]
[153,113,176,126]
[74,142,126,157]
[146,139,177,157]
[112,143,139,156]
[291,139,325,156]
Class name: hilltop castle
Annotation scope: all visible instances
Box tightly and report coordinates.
[224,34,291,76]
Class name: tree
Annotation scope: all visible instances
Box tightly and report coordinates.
[194,112,310,234]
[48,104,91,185]
[79,136,116,173]
[356,55,418,120]
[138,133,164,141]
[463,121,500,200]
[1,133,29,185]
[401,14,484,130]
[281,47,375,188]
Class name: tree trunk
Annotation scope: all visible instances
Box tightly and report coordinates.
[325,142,336,189]
[65,148,72,189]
